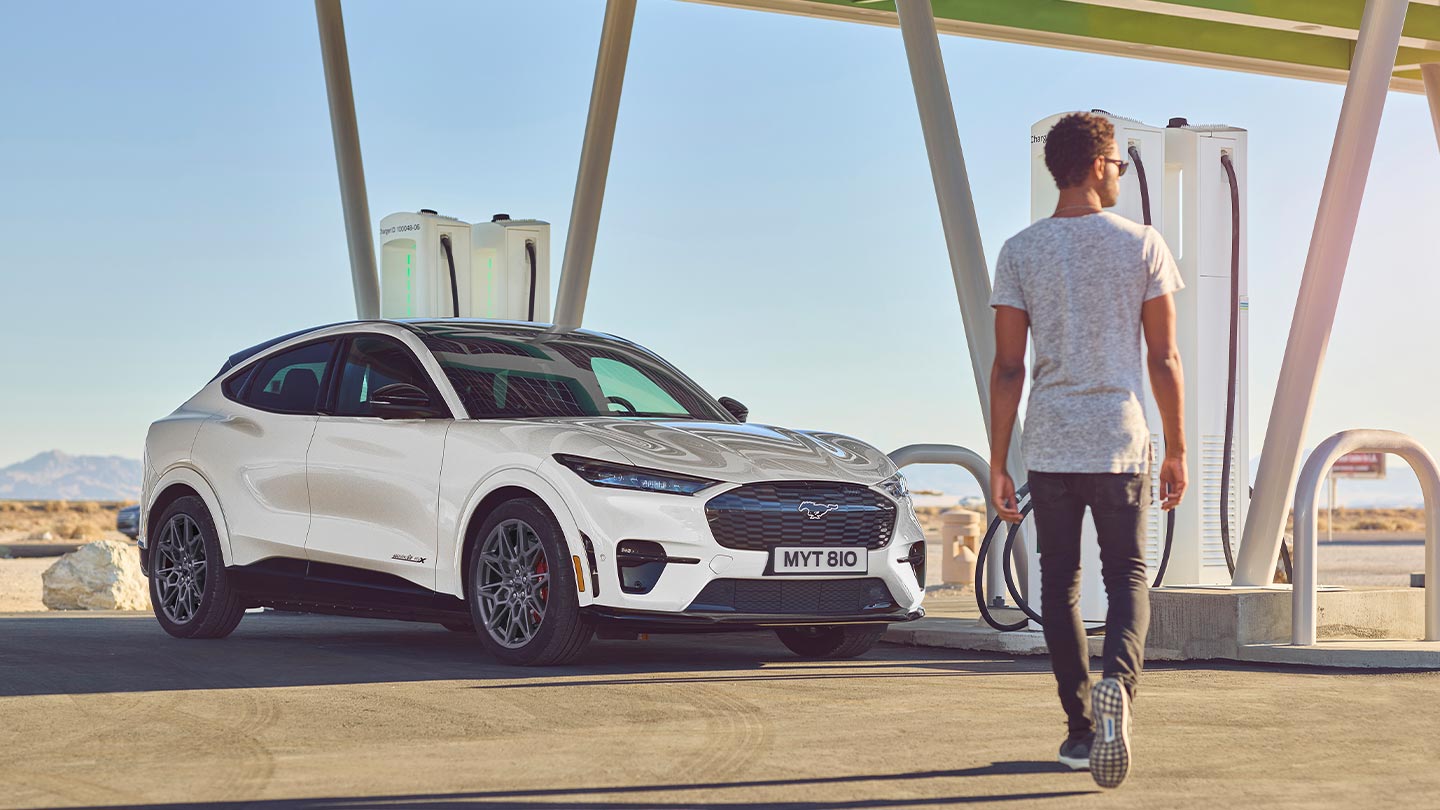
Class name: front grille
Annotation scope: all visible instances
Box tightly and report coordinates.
[705,481,896,551]
[687,578,897,614]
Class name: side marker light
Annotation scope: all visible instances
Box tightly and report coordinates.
[572,555,586,593]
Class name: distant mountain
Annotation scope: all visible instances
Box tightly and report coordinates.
[0,451,142,501]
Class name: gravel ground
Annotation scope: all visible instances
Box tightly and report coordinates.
[0,558,50,612]
[3,612,1438,810]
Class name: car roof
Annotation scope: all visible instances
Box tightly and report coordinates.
[213,319,632,379]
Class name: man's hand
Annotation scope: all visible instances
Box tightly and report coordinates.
[1159,454,1187,511]
[991,469,1023,524]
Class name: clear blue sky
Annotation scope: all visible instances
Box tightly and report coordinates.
[1,1,1438,486]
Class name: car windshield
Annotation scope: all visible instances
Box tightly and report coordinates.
[413,323,730,421]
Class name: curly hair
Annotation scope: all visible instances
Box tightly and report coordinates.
[1044,113,1115,190]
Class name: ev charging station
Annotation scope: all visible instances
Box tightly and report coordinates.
[377,210,551,322]
[1029,111,1250,623]
[313,0,1440,659]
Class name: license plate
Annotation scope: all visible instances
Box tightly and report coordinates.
[772,547,868,575]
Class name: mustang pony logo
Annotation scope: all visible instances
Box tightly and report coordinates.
[798,501,840,520]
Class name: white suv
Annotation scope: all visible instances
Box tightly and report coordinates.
[139,320,926,664]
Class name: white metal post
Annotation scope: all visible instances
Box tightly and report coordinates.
[1328,475,1335,544]
[315,0,380,320]
[1232,1,1408,586]
[1424,63,1440,152]
[1291,430,1440,646]
[887,444,1004,599]
[553,0,636,330]
[895,0,1030,598]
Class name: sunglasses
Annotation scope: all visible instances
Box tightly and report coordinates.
[1100,157,1130,177]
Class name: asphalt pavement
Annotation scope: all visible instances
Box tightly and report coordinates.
[2,611,1437,810]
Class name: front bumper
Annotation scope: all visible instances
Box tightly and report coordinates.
[544,458,929,619]
[582,604,924,634]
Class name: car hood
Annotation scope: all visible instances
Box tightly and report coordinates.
[533,418,897,485]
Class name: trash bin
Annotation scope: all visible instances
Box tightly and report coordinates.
[939,509,983,585]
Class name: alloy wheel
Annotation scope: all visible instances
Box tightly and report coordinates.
[476,519,550,648]
[153,514,207,624]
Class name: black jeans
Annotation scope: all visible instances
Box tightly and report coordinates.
[1027,471,1150,739]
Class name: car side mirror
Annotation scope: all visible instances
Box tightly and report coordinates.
[371,383,440,419]
[718,396,748,423]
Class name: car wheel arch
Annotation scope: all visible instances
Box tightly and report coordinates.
[451,473,591,607]
[147,466,232,565]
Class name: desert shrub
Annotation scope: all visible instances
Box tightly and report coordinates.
[55,520,85,539]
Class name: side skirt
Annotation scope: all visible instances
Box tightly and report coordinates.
[226,558,469,625]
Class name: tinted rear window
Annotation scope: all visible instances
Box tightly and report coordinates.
[241,341,336,415]
[221,365,255,401]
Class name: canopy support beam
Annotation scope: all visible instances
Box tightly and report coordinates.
[1422,63,1440,153]
[554,0,636,329]
[895,0,1029,598]
[315,0,380,320]
[1233,0,1409,586]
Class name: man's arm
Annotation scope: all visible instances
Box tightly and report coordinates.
[1141,293,1187,510]
[990,305,1029,522]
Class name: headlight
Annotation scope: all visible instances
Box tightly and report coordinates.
[554,454,721,496]
[876,472,910,502]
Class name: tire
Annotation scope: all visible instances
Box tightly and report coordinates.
[774,624,887,659]
[148,495,246,639]
[467,498,591,665]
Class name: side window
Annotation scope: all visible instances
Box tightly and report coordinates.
[333,336,443,417]
[221,364,255,402]
[591,357,687,416]
[242,341,336,415]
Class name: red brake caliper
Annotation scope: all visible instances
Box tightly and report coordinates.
[533,558,548,623]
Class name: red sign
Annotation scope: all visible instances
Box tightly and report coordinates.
[1331,451,1386,479]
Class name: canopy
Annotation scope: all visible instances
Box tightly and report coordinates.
[690,0,1440,93]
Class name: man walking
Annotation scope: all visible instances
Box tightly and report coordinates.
[987,112,1187,789]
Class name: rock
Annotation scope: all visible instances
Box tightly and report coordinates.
[42,540,150,611]
[27,531,55,542]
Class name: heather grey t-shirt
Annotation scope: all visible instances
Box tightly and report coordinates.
[990,211,1183,474]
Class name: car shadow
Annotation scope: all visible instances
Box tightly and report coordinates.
[0,611,1052,698]
[49,762,1096,809]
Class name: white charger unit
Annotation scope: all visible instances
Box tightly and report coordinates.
[377,211,551,322]
[470,215,551,322]
[1028,111,1170,624]
[378,210,472,319]
[1160,121,1249,588]
[1025,112,1249,625]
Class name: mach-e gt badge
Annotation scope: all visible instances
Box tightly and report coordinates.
[798,501,839,520]
[392,554,427,564]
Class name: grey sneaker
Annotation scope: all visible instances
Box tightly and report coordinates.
[1089,677,1132,788]
[1058,733,1094,771]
